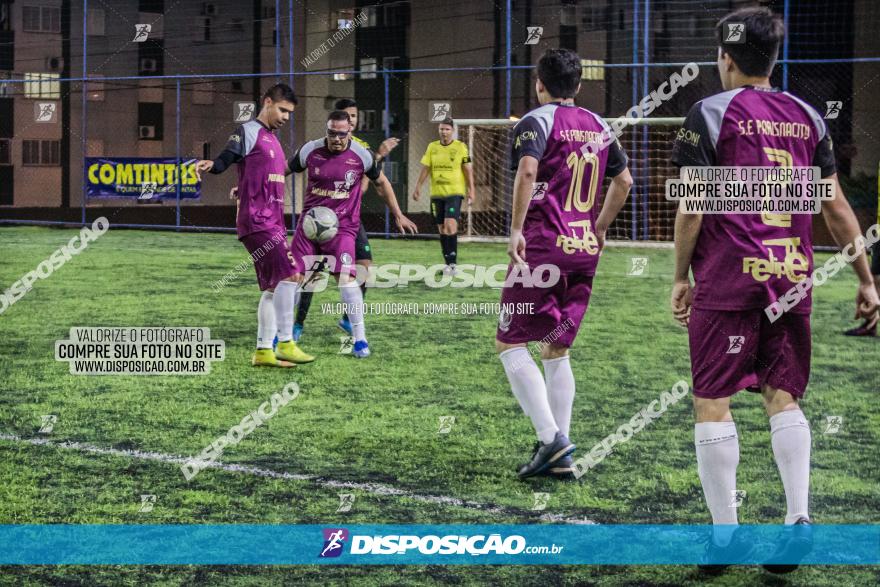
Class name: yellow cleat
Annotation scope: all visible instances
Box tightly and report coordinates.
[252,348,296,368]
[275,340,315,364]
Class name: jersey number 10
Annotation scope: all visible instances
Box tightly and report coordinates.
[564,150,599,212]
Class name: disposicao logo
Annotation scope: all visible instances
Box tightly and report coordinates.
[319,528,349,558]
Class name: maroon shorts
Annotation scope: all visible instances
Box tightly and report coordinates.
[496,270,593,348]
[688,307,811,399]
[290,228,357,278]
[240,230,295,291]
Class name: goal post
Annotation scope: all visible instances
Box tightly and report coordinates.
[454,117,685,243]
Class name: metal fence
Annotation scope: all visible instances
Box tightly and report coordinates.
[0,0,877,243]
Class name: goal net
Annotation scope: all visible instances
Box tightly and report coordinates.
[455,117,685,243]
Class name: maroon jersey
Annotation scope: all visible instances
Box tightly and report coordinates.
[219,120,288,238]
[289,138,380,236]
[671,86,836,313]
[511,103,628,275]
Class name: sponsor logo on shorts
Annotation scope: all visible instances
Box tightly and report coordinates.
[498,307,513,332]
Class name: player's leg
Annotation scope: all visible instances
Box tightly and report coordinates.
[687,308,761,570]
[327,233,369,357]
[242,231,298,367]
[273,230,315,364]
[497,273,574,479]
[293,290,312,341]
[432,198,449,267]
[339,224,372,336]
[442,196,464,271]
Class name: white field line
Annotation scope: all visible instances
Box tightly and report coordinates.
[0,433,596,525]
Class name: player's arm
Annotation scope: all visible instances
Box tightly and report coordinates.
[372,171,418,235]
[821,175,880,323]
[412,164,430,201]
[463,161,475,205]
[365,154,417,234]
[285,146,307,176]
[507,115,547,264]
[375,137,400,164]
[595,138,633,250]
[508,156,538,264]
[669,102,715,326]
[195,127,245,180]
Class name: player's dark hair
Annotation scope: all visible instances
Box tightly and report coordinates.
[334,98,357,110]
[536,48,582,99]
[328,110,353,124]
[262,83,298,105]
[716,7,785,77]
[438,118,454,128]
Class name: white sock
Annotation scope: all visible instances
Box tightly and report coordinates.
[273,281,297,342]
[542,355,575,437]
[500,347,558,444]
[339,281,365,341]
[770,409,811,525]
[695,421,740,534]
[257,291,276,349]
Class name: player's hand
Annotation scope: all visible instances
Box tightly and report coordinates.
[411,188,421,202]
[395,213,418,235]
[507,229,527,266]
[378,137,400,157]
[194,160,213,181]
[595,222,608,251]
[467,190,475,206]
[670,280,693,327]
[229,187,238,200]
[855,281,880,328]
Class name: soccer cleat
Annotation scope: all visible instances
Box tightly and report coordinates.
[443,263,458,276]
[251,348,296,368]
[516,432,575,479]
[292,323,304,342]
[546,453,577,481]
[843,320,877,337]
[698,529,751,574]
[762,517,813,574]
[515,442,576,480]
[352,340,370,358]
[338,316,353,336]
[697,526,755,575]
[275,340,315,364]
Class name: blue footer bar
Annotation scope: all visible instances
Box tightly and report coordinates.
[0,524,876,565]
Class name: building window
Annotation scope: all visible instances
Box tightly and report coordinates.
[360,57,377,80]
[22,139,60,166]
[24,73,60,99]
[360,5,377,27]
[86,75,105,101]
[138,40,164,76]
[23,6,61,33]
[334,8,355,30]
[87,9,106,36]
[139,0,164,13]
[0,138,10,165]
[581,59,605,81]
[138,102,164,140]
[358,109,378,132]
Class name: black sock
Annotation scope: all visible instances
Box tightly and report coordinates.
[296,290,313,326]
[449,234,458,265]
[440,234,450,263]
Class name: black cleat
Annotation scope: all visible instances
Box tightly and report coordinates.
[762,517,813,574]
[844,320,877,337]
[545,453,576,481]
[516,432,575,479]
[697,526,755,575]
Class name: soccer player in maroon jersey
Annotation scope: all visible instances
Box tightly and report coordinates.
[670,7,879,572]
[287,110,417,358]
[496,49,633,480]
[195,84,313,368]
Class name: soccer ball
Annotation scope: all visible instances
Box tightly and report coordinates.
[302,206,339,243]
